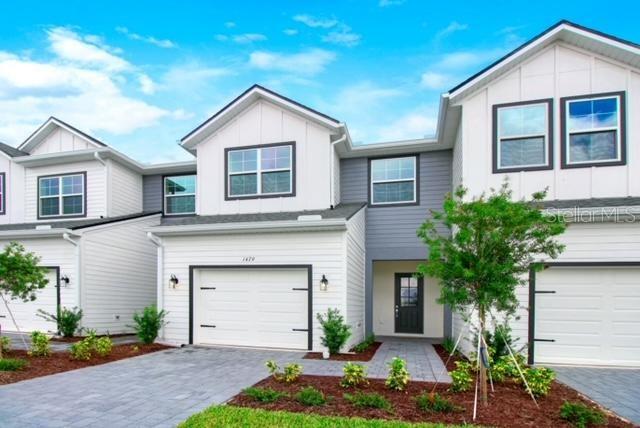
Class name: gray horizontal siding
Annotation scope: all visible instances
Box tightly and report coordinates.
[143,175,163,213]
[341,150,452,260]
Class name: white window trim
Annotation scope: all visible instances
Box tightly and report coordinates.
[370,156,417,206]
[496,102,550,170]
[565,94,622,165]
[163,175,196,216]
[38,174,85,218]
[227,145,293,198]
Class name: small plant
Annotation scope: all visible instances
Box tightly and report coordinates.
[265,360,302,383]
[130,305,166,344]
[94,336,113,357]
[385,357,410,391]
[28,331,51,357]
[296,386,326,406]
[316,308,351,355]
[441,337,457,356]
[0,358,28,371]
[519,366,555,397]
[344,392,392,412]
[560,401,606,428]
[37,307,83,337]
[70,340,92,361]
[243,387,288,403]
[266,360,280,379]
[131,345,140,353]
[352,334,376,353]
[416,392,462,413]
[341,362,368,388]
[450,361,473,392]
[0,335,11,358]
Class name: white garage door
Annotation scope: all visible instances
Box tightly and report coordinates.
[0,268,59,333]
[535,266,640,367]
[194,268,310,350]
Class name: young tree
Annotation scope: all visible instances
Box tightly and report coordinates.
[417,184,566,406]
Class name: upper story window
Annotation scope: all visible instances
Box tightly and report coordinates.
[0,172,5,215]
[38,172,86,219]
[493,99,553,173]
[369,156,418,206]
[561,91,626,168]
[225,143,295,200]
[164,175,196,215]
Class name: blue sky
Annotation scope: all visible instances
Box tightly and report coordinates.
[0,1,638,163]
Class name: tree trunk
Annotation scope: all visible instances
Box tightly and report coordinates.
[479,307,488,406]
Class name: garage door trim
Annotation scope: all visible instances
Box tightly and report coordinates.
[188,264,313,350]
[528,261,640,365]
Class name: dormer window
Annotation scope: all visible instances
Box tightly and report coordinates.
[493,99,553,173]
[561,91,626,168]
[164,175,196,215]
[38,172,86,219]
[225,142,295,200]
[0,172,5,215]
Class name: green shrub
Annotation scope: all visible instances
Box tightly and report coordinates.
[344,392,392,412]
[490,353,527,382]
[450,361,473,392]
[316,308,351,355]
[415,392,462,413]
[70,339,92,361]
[28,331,51,357]
[266,360,280,379]
[0,358,27,371]
[484,323,518,359]
[0,335,11,353]
[296,386,326,406]
[385,357,409,391]
[243,387,288,403]
[37,307,83,337]
[352,334,376,353]
[441,337,456,356]
[94,336,113,357]
[517,366,554,397]
[341,362,368,388]
[560,401,606,428]
[130,305,166,344]
[265,360,302,383]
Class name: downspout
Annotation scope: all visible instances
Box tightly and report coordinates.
[146,232,165,339]
[62,233,81,318]
[329,128,348,209]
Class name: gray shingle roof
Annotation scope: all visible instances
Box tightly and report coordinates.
[541,197,640,209]
[0,142,28,158]
[160,203,366,227]
[0,212,160,232]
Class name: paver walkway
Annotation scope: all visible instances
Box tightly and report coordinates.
[0,338,448,428]
[553,366,640,425]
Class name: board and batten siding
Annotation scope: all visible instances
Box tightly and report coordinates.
[345,206,366,349]
[80,215,160,333]
[459,42,640,202]
[30,128,99,155]
[160,230,348,351]
[24,160,106,221]
[108,160,143,216]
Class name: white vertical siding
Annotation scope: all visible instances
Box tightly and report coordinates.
[160,230,347,350]
[108,160,143,216]
[451,122,463,190]
[80,215,160,334]
[30,128,99,155]
[345,207,366,348]
[24,160,107,221]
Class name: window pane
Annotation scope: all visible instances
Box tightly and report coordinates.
[371,158,415,181]
[400,277,418,307]
[261,146,291,170]
[63,195,83,215]
[62,175,83,195]
[41,198,59,216]
[229,149,257,173]
[372,181,414,204]
[569,131,617,163]
[229,173,257,196]
[165,175,196,195]
[568,97,618,131]
[166,195,195,214]
[499,137,545,168]
[499,104,546,137]
[261,171,291,194]
[40,178,59,197]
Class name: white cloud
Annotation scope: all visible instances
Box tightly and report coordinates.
[116,27,176,48]
[293,14,338,29]
[436,21,468,39]
[322,25,361,47]
[374,108,438,141]
[379,0,406,7]
[420,71,454,90]
[435,49,504,69]
[224,21,236,28]
[214,34,229,42]
[47,27,130,72]
[249,49,336,75]
[283,29,298,36]
[162,62,231,87]
[232,33,267,44]
[138,74,156,94]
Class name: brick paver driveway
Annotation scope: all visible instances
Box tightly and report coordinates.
[553,366,640,425]
[0,338,448,428]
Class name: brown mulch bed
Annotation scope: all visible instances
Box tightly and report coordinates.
[433,344,463,371]
[304,342,382,362]
[50,333,134,343]
[229,374,633,427]
[0,343,170,385]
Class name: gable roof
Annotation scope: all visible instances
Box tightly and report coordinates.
[181,84,344,150]
[447,20,640,101]
[18,116,108,154]
[0,142,28,158]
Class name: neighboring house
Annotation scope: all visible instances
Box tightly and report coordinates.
[0,117,195,335]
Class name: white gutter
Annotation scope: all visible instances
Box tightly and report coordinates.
[148,218,348,236]
[0,228,75,239]
[62,233,82,315]
[93,151,106,166]
[146,232,165,339]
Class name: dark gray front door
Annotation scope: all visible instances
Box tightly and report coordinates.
[394,273,423,334]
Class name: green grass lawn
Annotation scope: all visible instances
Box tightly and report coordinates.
[179,405,467,427]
